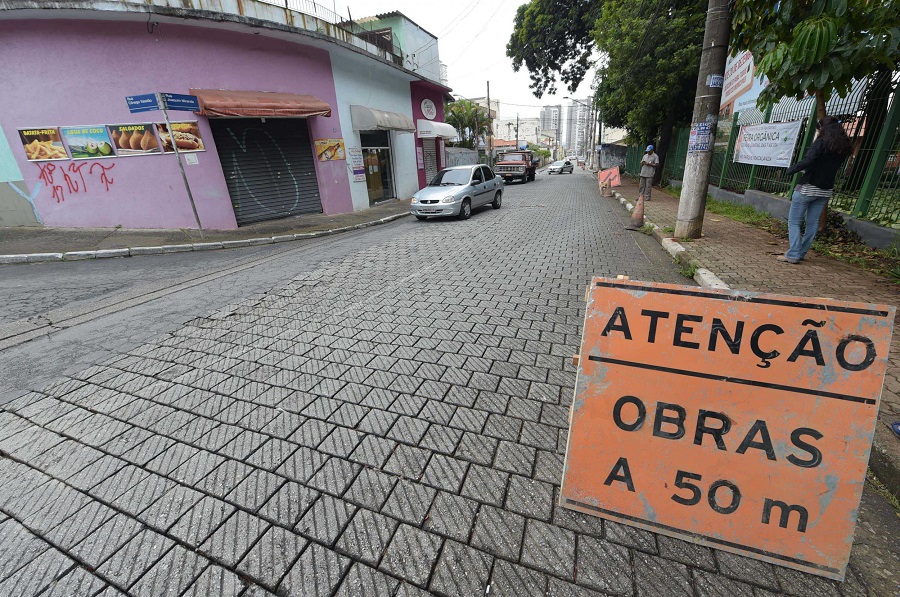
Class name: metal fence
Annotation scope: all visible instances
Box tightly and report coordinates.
[626,72,900,228]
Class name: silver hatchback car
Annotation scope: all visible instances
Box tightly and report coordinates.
[410,164,504,220]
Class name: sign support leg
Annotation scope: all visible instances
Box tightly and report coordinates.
[160,94,204,239]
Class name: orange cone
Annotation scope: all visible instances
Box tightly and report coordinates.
[625,194,645,230]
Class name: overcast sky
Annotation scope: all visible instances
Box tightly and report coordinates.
[338,0,595,119]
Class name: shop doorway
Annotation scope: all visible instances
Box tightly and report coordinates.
[422,138,438,183]
[209,118,322,225]
[360,131,395,205]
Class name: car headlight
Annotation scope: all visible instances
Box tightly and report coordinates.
[411,196,419,204]
[518,166,525,172]
[440,195,457,203]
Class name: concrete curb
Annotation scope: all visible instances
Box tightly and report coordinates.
[0,213,410,266]
[612,190,730,290]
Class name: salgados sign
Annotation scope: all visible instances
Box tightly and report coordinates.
[561,278,895,580]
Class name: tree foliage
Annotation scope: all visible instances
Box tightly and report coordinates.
[444,99,492,149]
[730,0,899,118]
[506,0,603,97]
[593,0,706,143]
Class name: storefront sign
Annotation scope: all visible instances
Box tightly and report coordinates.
[108,124,161,156]
[18,128,68,161]
[348,147,365,181]
[315,138,346,161]
[162,93,200,112]
[155,122,205,153]
[687,122,713,153]
[561,278,895,580]
[60,126,116,160]
[734,121,803,168]
[421,98,437,120]
[126,93,160,113]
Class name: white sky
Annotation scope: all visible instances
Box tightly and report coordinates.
[337,0,595,120]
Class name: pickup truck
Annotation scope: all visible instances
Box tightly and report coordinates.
[494,150,536,184]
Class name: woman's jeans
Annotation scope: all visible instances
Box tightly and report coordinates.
[785,191,828,261]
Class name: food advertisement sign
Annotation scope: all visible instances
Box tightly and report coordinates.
[108,124,160,156]
[155,122,205,153]
[18,128,69,162]
[561,277,895,580]
[60,126,116,160]
[348,147,366,182]
[315,138,346,161]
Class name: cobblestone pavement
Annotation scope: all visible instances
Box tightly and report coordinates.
[0,172,886,596]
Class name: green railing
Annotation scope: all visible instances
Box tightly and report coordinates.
[625,72,900,227]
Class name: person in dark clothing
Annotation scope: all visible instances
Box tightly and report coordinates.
[778,116,853,263]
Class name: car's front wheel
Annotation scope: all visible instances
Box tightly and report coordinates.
[415,215,427,221]
[491,192,502,209]
[459,199,472,220]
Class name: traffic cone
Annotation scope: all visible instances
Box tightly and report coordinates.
[625,194,645,230]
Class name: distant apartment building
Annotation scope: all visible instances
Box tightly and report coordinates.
[564,99,591,155]
[540,105,562,142]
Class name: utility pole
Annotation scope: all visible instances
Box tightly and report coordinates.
[486,81,493,166]
[674,0,731,239]
[515,114,519,150]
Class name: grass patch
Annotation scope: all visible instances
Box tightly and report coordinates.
[679,261,699,279]
[866,470,900,512]
[705,198,773,227]
[663,226,675,235]
[639,223,655,235]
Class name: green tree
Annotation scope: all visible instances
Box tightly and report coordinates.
[593,0,706,182]
[506,0,603,97]
[730,0,899,119]
[445,99,491,150]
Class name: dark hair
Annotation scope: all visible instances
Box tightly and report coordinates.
[816,116,853,156]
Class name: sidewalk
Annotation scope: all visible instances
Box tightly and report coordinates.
[613,176,900,497]
[0,200,410,263]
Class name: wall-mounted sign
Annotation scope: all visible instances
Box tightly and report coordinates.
[416,146,424,169]
[561,277,895,581]
[108,124,161,156]
[315,138,346,161]
[687,122,713,153]
[18,128,68,161]
[734,120,803,168]
[155,122,205,153]
[421,98,437,120]
[60,126,116,160]
[348,147,365,181]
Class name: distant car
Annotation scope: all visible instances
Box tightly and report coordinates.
[548,160,574,175]
[410,164,503,220]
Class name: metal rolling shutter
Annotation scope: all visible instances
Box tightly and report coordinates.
[423,138,438,182]
[210,118,322,226]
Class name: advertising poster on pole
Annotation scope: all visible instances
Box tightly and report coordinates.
[60,126,116,160]
[315,138,346,161]
[561,277,895,580]
[155,122,205,153]
[18,127,69,161]
[108,124,161,156]
[733,121,803,168]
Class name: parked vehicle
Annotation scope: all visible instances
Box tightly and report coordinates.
[410,164,503,220]
[548,160,574,175]
[495,150,536,183]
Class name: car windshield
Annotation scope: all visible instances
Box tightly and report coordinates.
[500,153,526,161]
[552,161,566,166]
[428,168,473,186]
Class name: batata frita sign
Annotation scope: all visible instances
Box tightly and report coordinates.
[561,278,895,580]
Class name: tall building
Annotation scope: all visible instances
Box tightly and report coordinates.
[540,105,562,143]
[564,99,591,155]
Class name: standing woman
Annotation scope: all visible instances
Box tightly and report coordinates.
[778,116,853,263]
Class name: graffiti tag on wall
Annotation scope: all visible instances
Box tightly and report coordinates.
[37,161,116,203]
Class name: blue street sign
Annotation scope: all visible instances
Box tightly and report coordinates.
[162,93,200,112]
[126,93,160,113]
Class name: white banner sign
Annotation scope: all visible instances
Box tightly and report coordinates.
[734,120,803,168]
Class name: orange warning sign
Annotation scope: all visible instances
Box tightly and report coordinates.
[560,278,895,580]
[598,167,621,188]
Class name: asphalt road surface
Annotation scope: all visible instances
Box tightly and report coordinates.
[0,171,895,596]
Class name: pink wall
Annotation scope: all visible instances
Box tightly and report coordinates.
[0,20,352,229]
[411,82,448,188]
